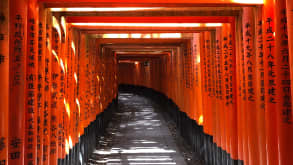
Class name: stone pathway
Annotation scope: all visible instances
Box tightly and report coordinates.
[87,92,189,165]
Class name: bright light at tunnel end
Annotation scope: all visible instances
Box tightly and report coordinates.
[232,0,263,4]
[103,33,182,39]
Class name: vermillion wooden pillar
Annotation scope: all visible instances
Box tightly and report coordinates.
[0,0,9,164]
[220,25,229,154]
[89,39,96,122]
[64,26,72,159]
[190,40,196,120]
[203,31,213,137]
[71,25,76,154]
[66,27,74,155]
[169,52,174,102]
[275,0,293,164]
[84,35,90,129]
[235,14,244,162]
[212,30,218,144]
[69,28,78,150]
[177,44,183,112]
[58,16,67,161]
[228,22,237,162]
[97,42,101,114]
[210,31,217,148]
[263,0,279,165]
[242,7,259,165]
[187,41,194,120]
[177,48,181,99]
[210,30,219,165]
[216,28,226,156]
[215,27,224,152]
[42,10,52,165]
[96,51,100,115]
[78,33,86,138]
[202,31,215,165]
[243,7,260,165]
[220,23,238,161]
[73,29,79,154]
[76,32,82,142]
[287,0,293,115]
[73,32,79,149]
[25,0,39,164]
[74,34,80,143]
[193,33,203,124]
[255,6,267,165]
[8,0,27,164]
[37,5,47,165]
[50,16,62,165]
[183,43,189,118]
[88,39,93,121]
[200,32,207,129]
[239,21,250,165]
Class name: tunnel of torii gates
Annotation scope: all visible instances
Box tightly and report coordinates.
[1,0,293,165]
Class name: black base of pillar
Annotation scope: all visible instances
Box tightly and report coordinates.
[57,97,118,165]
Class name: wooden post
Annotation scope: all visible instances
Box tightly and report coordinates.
[25,0,39,164]
[275,0,293,164]
[242,7,260,165]
[263,0,279,164]
[0,0,9,164]
[8,0,27,163]
[255,6,267,165]
[42,10,52,165]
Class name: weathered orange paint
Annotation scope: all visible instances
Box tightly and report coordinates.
[235,16,244,161]
[255,5,267,165]
[215,27,224,150]
[242,7,260,165]
[203,31,213,136]
[0,0,9,164]
[25,0,39,164]
[37,5,47,165]
[287,0,293,119]
[50,19,61,165]
[263,0,279,164]
[9,0,27,163]
[275,0,293,164]
[42,10,52,165]
[220,25,229,153]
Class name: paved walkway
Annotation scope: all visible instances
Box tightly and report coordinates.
[87,92,188,165]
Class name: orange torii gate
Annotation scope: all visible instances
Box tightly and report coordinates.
[2,0,293,165]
